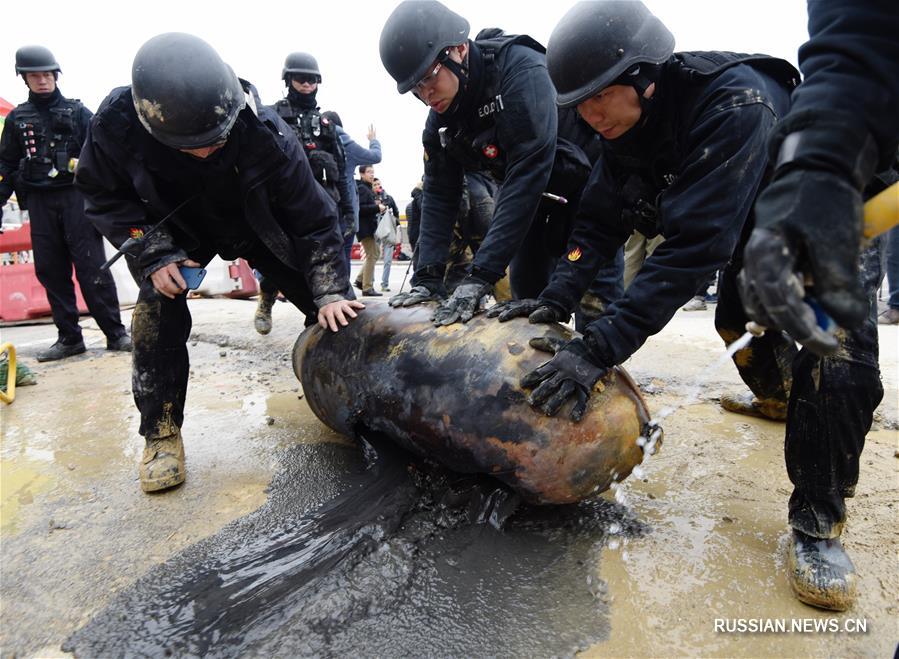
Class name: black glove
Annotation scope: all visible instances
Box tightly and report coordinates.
[739,110,879,355]
[388,284,444,308]
[738,228,839,354]
[520,336,608,422]
[485,298,569,324]
[432,276,493,326]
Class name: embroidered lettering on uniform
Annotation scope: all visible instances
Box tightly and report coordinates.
[482,144,499,159]
[130,228,145,240]
[478,94,505,118]
[567,246,582,262]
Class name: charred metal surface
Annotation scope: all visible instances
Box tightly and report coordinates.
[293,302,652,504]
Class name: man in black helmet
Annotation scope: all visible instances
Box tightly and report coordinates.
[508,0,887,612]
[254,52,358,334]
[378,0,622,327]
[0,46,130,361]
[75,33,362,494]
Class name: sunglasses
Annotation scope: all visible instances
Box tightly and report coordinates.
[292,74,318,85]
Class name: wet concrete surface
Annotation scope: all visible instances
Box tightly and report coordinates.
[1,267,897,657]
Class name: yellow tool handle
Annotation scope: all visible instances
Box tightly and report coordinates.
[864,181,899,239]
[1,342,16,405]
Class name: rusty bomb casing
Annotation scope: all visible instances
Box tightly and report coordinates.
[292,302,654,504]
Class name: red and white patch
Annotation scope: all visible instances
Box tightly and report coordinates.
[482,144,499,159]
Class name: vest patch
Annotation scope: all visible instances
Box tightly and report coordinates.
[478,94,505,118]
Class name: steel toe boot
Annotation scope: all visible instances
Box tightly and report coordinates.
[788,529,857,611]
[140,432,186,492]
[720,391,787,421]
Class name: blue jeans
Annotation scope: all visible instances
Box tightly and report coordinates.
[380,240,395,288]
[886,224,899,309]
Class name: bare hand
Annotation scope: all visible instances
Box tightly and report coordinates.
[149,259,201,299]
[318,299,365,332]
[367,124,376,141]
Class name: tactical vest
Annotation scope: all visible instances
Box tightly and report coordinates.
[438,29,548,180]
[274,101,342,199]
[439,30,594,205]
[13,98,84,184]
[614,51,800,239]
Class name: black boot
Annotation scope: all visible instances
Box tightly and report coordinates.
[787,529,858,611]
[361,288,383,297]
[107,333,133,352]
[37,340,86,362]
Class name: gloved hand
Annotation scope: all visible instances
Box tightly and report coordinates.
[738,228,840,354]
[520,336,608,422]
[485,298,569,324]
[432,276,493,326]
[739,110,879,355]
[388,284,444,308]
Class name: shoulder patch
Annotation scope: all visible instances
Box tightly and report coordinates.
[567,246,582,262]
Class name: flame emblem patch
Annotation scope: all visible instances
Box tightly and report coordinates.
[567,246,582,262]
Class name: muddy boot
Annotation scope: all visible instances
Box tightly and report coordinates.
[787,529,857,611]
[254,290,276,335]
[140,432,186,493]
[36,339,86,362]
[720,391,787,421]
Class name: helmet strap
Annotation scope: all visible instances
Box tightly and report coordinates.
[441,47,470,115]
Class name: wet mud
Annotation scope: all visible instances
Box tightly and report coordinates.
[65,432,639,658]
[4,298,896,658]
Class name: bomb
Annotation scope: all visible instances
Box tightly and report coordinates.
[293,302,657,504]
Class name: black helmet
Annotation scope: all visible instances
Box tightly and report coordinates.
[282,52,322,84]
[15,45,61,75]
[547,1,674,108]
[379,0,469,94]
[131,33,245,150]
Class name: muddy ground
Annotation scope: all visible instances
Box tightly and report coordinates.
[1,269,896,658]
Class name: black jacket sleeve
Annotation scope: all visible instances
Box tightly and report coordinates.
[583,94,781,366]
[76,112,188,280]
[385,193,400,218]
[792,0,899,167]
[0,108,22,206]
[467,49,558,283]
[415,114,466,280]
[539,156,630,314]
[263,120,348,307]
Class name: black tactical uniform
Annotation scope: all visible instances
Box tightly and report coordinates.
[0,83,128,355]
[271,90,354,235]
[417,30,621,317]
[76,82,348,448]
[545,55,887,543]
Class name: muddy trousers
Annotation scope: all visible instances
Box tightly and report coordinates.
[131,242,320,439]
[27,187,126,344]
[715,240,884,539]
